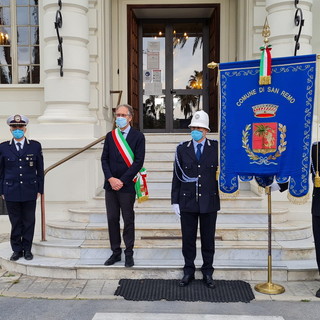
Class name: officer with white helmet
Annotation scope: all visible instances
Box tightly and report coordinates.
[0,115,44,261]
[171,110,220,288]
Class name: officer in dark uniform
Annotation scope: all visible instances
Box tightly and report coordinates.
[310,142,320,298]
[0,114,44,261]
[171,110,220,288]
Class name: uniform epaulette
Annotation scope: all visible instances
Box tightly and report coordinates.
[178,141,189,146]
[0,140,9,145]
[313,141,319,145]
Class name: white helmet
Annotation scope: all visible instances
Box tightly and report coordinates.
[188,110,210,131]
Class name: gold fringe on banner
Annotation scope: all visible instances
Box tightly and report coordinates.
[259,75,271,85]
[219,189,240,199]
[287,192,310,205]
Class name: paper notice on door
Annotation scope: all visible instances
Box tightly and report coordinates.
[147,41,160,52]
[147,52,159,69]
[143,70,152,83]
[152,70,161,82]
[145,82,163,96]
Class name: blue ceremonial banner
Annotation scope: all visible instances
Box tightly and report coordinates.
[219,54,317,201]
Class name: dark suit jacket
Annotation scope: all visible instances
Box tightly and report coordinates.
[0,139,44,202]
[171,139,220,213]
[311,142,320,216]
[101,127,145,193]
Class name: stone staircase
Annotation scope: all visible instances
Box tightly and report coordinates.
[0,133,318,281]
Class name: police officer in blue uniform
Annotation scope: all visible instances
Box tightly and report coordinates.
[171,110,220,288]
[0,115,44,261]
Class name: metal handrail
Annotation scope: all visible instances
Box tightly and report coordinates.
[40,135,105,241]
[40,90,122,241]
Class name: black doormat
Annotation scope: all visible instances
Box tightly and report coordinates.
[114,279,255,303]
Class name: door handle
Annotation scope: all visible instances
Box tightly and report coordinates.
[170,89,176,94]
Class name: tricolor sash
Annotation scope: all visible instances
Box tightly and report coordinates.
[112,128,149,202]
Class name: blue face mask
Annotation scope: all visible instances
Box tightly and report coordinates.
[12,129,24,139]
[191,130,203,141]
[115,117,128,129]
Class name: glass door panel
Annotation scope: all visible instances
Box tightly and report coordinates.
[140,20,207,132]
[142,23,166,129]
[172,22,204,130]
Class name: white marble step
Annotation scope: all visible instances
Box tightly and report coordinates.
[28,237,316,262]
[94,190,265,208]
[0,241,317,280]
[45,219,311,241]
[145,132,219,143]
[68,206,288,224]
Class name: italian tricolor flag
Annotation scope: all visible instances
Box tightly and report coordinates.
[259,44,272,85]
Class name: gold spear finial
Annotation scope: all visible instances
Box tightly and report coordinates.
[262,17,270,45]
[207,61,218,69]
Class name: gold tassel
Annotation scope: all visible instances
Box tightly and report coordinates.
[137,195,149,203]
[216,166,220,181]
[259,75,271,85]
[315,171,320,188]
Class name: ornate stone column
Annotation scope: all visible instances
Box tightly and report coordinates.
[39,0,96,128]
[265,0,313,57]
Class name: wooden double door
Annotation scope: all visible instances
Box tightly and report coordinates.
[128,5,220,132]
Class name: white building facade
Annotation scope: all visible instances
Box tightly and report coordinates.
[0,0,319,224]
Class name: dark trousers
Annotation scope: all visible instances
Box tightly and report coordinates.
[180,211,217,276]
[5,200,36,253]
[312,215,320,273]
[105,191,136,256]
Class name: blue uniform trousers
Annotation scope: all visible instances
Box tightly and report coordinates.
[6,200,36,253]
[312,215,320,274]
[180,211,217,276]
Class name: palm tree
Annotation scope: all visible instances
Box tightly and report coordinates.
[254,124,272,149]
[188,70,203,89]
[173,35,203,55]
[176,86,199,119]
[188,70,203,111]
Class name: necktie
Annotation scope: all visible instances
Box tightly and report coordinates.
[17,142,22,155]
[196,144,202,161]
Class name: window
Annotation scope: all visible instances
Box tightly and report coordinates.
[0,0,40,84]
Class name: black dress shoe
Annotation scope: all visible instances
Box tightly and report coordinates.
[104,253,121,266]
[24,251,33,261]
[125,256,134,267]
[316,288,320,298]
[179,274,195,287]
[10,251,23,261]
[203,275,215,289]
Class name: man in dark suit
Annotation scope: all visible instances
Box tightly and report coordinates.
[310,142,320,298]
[101,104,145,267]
[0,114,44,261]
[171,110,220,288]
